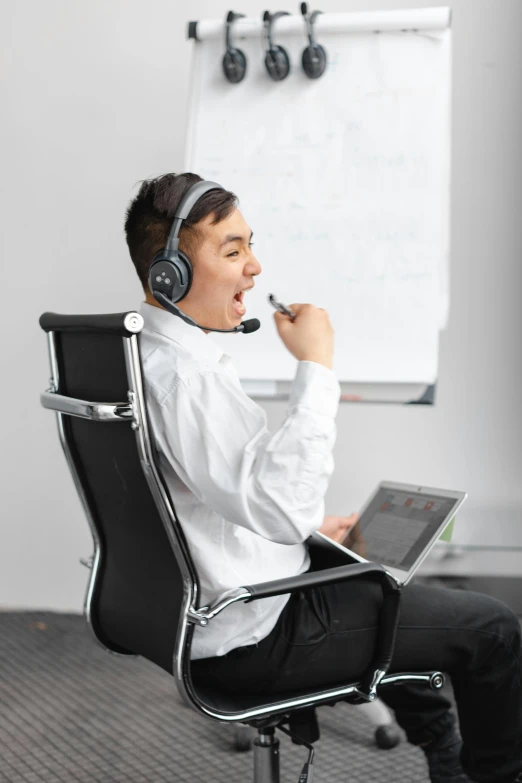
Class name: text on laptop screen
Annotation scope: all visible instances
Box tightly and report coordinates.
[356,488,457,570]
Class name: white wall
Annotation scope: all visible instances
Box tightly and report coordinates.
[1,0,521,610]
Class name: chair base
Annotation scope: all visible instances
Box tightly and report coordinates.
[254,728,280,783]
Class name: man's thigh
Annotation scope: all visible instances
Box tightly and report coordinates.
[389,582,519,674]
[269,580,516,693]
[322,579,518,672]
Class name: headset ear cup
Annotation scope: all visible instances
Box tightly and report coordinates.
[150,251,165,270]
[148,252,167,294]
[148,252,193,305]
[265,46,290,81]
[222,48,247,83]
[302,43,327,79]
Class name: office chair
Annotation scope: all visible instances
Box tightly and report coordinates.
[39,310,445,783]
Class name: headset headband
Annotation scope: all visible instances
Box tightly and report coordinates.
[165,180,224,255]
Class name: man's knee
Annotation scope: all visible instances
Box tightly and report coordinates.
[481,594,520,635]
[471,592,522,664]
[492,598,521,648]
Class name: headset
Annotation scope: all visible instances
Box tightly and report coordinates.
[148,180,260,334]
[300,3,327,80]
[222,11,247,84]
[263,11,291,81]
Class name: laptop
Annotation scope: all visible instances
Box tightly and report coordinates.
[312,480,467,586]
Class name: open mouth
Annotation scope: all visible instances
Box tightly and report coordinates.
[232,290,246,316]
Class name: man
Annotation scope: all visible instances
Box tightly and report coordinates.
[124,172,522,783]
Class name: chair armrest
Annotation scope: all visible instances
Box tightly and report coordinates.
[244,561,401,697]
[196,561,401,700]
[198,561,396,621]
[243,561,395,601]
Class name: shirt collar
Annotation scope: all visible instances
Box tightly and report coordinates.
[138,301,227,366]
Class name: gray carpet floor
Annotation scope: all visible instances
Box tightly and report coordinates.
[0,611,439,782]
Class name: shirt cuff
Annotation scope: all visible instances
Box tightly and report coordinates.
[288,361,341,419]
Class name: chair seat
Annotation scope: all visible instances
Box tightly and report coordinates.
[190,665,440,720]
[190,675,364,718]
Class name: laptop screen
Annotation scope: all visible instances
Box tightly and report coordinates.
[343,487,458,571]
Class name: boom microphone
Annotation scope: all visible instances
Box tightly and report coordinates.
[153,291,261,334]
[239,318,261,333]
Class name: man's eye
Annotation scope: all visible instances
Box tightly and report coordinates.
[227,243,254,258]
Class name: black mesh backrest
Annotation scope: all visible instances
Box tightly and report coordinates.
[50,325,187,673]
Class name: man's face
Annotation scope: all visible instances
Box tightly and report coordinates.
[177,208,262,332]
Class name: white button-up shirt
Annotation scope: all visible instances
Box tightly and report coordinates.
[138,302,341,659]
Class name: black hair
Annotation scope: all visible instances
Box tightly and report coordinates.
[124,172,238,291]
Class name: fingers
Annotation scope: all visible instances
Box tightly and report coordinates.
[341,513,359,530]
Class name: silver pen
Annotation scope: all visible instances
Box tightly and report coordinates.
[268,294,296,320]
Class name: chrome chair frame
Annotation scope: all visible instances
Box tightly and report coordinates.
[41,310,445,782]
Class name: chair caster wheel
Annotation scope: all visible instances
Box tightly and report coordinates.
[375,724,401,749]
[233,724,253,752]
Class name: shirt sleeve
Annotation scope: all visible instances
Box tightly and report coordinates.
[149,360,341,545]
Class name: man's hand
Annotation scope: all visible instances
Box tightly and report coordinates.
[318,513,359,544]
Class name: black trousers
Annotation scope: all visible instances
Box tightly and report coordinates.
[192,575,522,783]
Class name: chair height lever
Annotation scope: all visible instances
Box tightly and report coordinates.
[299,761,314,783]
[278,725,315,783]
